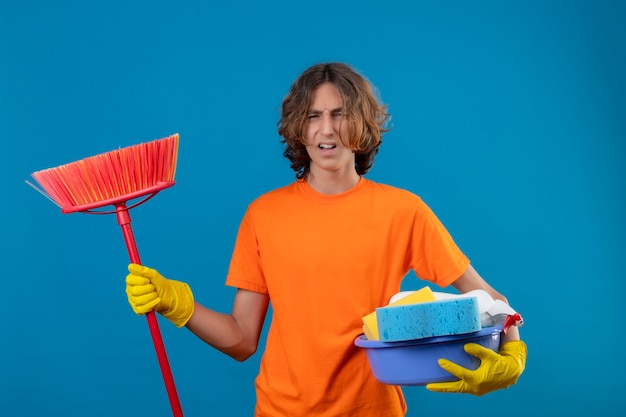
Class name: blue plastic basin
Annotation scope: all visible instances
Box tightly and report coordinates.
[354,326,501,386]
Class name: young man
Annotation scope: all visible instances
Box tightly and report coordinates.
[126,62,527,416]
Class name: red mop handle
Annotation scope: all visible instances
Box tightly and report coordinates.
[115,204,184,417]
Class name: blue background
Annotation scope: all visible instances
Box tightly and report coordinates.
[2,1,624,416]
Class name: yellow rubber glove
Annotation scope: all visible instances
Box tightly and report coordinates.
[125,263,194,328]
[426,340,527,396]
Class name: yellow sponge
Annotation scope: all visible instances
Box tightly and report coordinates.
[362,286,436,340]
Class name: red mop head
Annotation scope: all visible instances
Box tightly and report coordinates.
[29,133,179,213]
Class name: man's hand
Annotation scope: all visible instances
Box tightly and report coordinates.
[426,340,527,396]
[125,263,194,327]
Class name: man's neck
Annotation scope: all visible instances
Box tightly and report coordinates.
[306,168,361,195]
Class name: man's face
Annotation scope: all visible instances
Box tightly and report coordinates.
[304,82,355,177]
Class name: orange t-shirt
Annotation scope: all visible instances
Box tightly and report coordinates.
[226,178,469,417]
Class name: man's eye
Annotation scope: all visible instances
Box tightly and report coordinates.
[332,112,344,118]
[308,114,319,119]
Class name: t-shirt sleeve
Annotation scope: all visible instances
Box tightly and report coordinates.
[408,198,470,287]
[225,208,269,294]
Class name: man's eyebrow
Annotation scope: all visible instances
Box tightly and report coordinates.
[307,106,345,114]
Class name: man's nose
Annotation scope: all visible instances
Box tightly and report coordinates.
[320,114,335,135]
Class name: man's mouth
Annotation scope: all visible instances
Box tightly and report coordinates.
[319,144,337,149]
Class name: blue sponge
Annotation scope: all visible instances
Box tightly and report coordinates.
[376,297,481,342]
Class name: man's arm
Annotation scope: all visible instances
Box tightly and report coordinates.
[186,289,270,361]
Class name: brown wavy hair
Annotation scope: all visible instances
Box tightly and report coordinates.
[277,63,390,179]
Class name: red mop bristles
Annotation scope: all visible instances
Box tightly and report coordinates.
[30,133,179,210]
